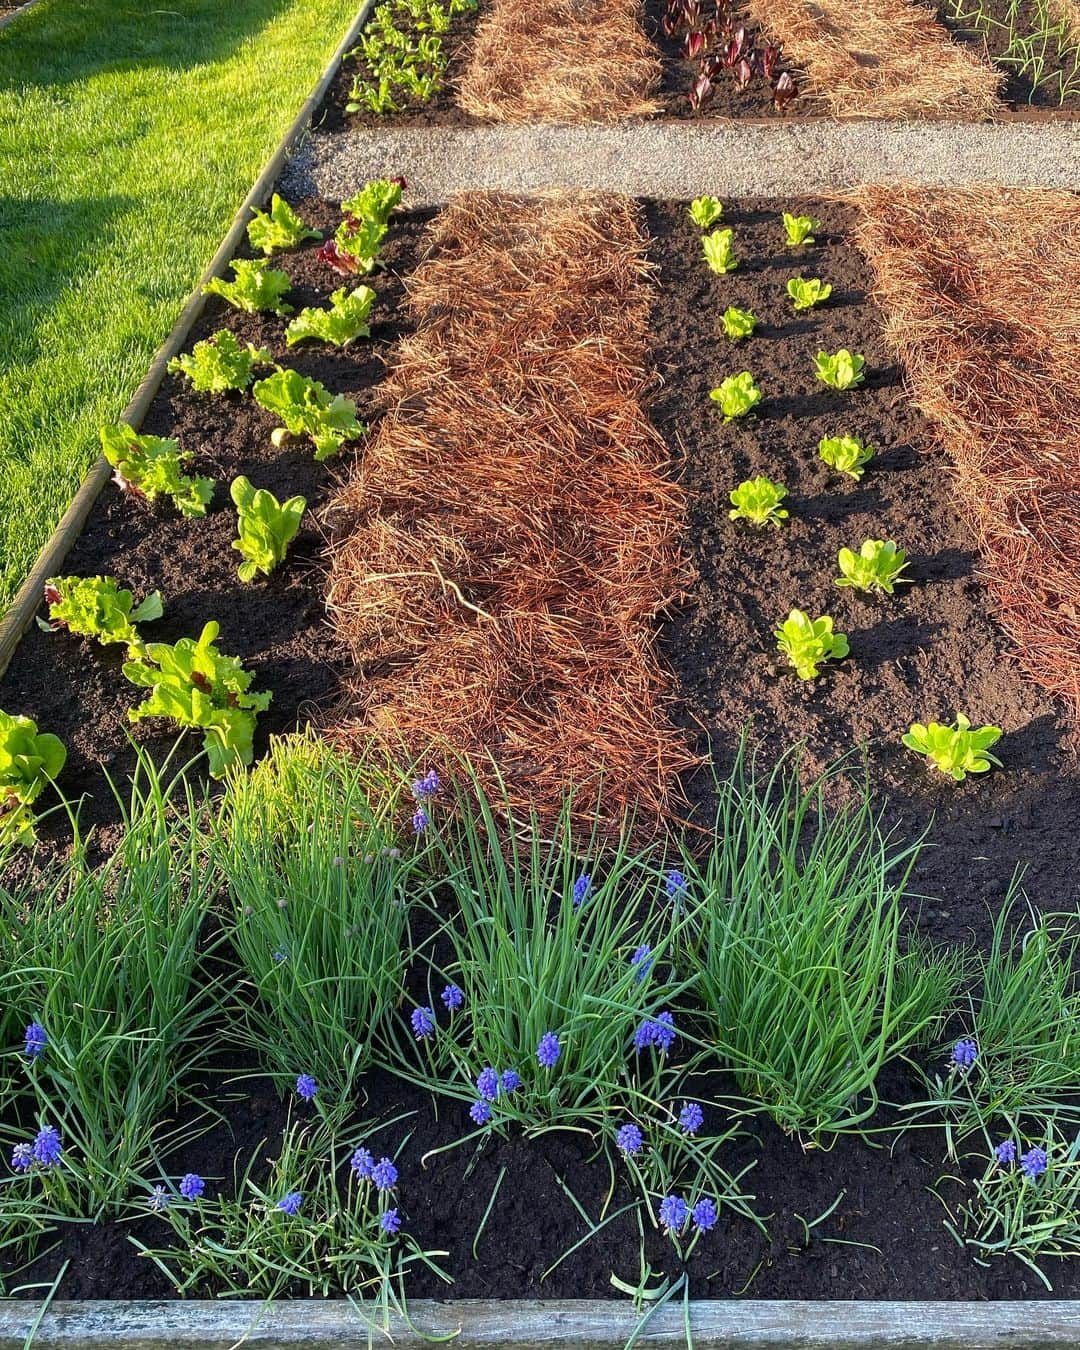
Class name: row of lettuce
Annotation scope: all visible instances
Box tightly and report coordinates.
[3,738,1079,1296]
[0,183,408,845]
[691,194,1005,783]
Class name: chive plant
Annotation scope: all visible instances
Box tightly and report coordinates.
[1,749,218,1215]
[673,751,962,1138]
[214,734,416,1105]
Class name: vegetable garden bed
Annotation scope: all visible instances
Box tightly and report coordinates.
[4,182,1080,1318]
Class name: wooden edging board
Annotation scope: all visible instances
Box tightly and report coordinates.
[2,1299,1080,1349]
[0,0,375,680]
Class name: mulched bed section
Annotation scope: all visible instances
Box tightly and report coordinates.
[319,4,482,131]
[9,196,1080,1304]
[0,201,436,843]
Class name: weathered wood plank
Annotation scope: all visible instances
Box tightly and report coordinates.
[2,1301,1080,1350]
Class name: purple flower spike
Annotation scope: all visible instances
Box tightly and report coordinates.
[501,1069,521,1093]
[616,1123,643,1156]
[634,1011,677,1055]
[147,1185,171,1213]
[950,1038,977,1070]
[351,1147,374,1180]
[441,983,464,1012]
[665,870,687,902]
[32,1125,61,1168]
[477,1066,500,1101]
[1021,1146,1048,1180]
[277,1191,303,1215]
[380,1208,402,1234]
[630,943,653,982]
[296,1073,317,1102]
[994,1140,1017,1167]
[470,1099,492,1125]
[179,1173,205,1200]
[412,770,440,800]
[572,874,592,909]
[679,1102,704,1136]
[658,1194,688,1233]
[692,1197,718,1232]
[412,806,429,834]
[411,1006,436,1039]
[11,1142,33,1173]
[23,1021,47,1061]
[537,1032,561,1068]
[371,1158,398,1191]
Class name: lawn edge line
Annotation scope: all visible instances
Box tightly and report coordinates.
[0,0,376,679]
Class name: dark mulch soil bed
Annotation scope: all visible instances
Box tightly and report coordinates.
[319,4,482,132]
[0,200,436,847]
[936,0,1080,113]
[7,197,1080,1304]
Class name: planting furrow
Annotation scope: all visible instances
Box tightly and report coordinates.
[851,184,1080,735]
[325,191,694,833]
[456,0,661,121]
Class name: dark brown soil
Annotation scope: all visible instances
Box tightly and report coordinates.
[319,4,482,132]
[0,200,436,844]
[936,0,1080,112]
[646,197,1080,950]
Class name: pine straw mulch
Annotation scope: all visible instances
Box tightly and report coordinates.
[851,183,1080,728]
[746,0,1001,117]
[456,0,660,122]
[324,192,695,836]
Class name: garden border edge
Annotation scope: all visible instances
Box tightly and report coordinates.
[3,1299,1080,1349]
[0,0,376,679]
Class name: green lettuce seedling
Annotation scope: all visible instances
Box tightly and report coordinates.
[710,371,762,421]
[0,711,66,847]
[902,714,1003,782]
[247,195,322,256]
[39,575,164,648]
[100,423,215,517]
[729,476,789,528]
[774,609,849,680]
[819,434,874,480]
[168,330,271,394]
[783,212,820,247]
[285,286,376,348]
[814,349,866,391]
[123,621,272,778]
[341,178,404,227]
[702,228,738,275]
[204,259,293,315]
[253,369,365,461]
[787,276,832,311]
[835,540,911,595]
[720,306,757,341]
[231,476,307,582]
[689,195,724,229]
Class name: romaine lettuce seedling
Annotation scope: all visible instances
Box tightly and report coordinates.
[0,711,66,847]
[689,195,723,228]
[203,259,293,315]
[818,434,874,480]
[252,369,365,461]
[341,178,404,226]
[231,476,307,582]
[774,609,849,680]
[834,540,911,595]
[814,349,866,391]
[167,330,271,394]
[902,715,1003,782]
[783,212,820,246]
[710,371,762,421]
[123,621,272,778]
[285,286,376,347]
[247,195,322,256]
[729,476,789,528]
[720,306,757,341]
[702,227,738,274]
[39,575,164,648]
[100,423,215,517]
[787,276,832,311]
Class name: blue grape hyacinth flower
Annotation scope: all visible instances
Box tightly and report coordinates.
[679,1101,704,1136]
[950,1038,977,1070]
[277,1191,303,1215]
[470,1099,493,1125]
[441,982,464,1012]
[371,1158,399,1191]
[692,1197,718,1232]
[616,1123,643,1156]
[501,1069,521,1093]
[572,873,592,909]
[994,1140,1017,1167]
[351,1147,374,1180]
[476,1066,500,1102]
[11,1142,33,1172]
[179,1173,205,1201]
[412,769,440,799]
[658,1194,688,1233]
[296,1073,317,1102]
[380,1208,402,1235]
[23,1021,47,1061]
[32,1125,62,1167]
[411,1006,436,1039]
[630,943,653,982]
[412,806,429,834]
[1021,1146,1048,1180]
[537,1032,561,1068]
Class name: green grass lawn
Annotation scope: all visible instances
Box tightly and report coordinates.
[0,0,360,607]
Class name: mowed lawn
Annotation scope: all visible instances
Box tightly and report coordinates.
[0,0,360,606]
